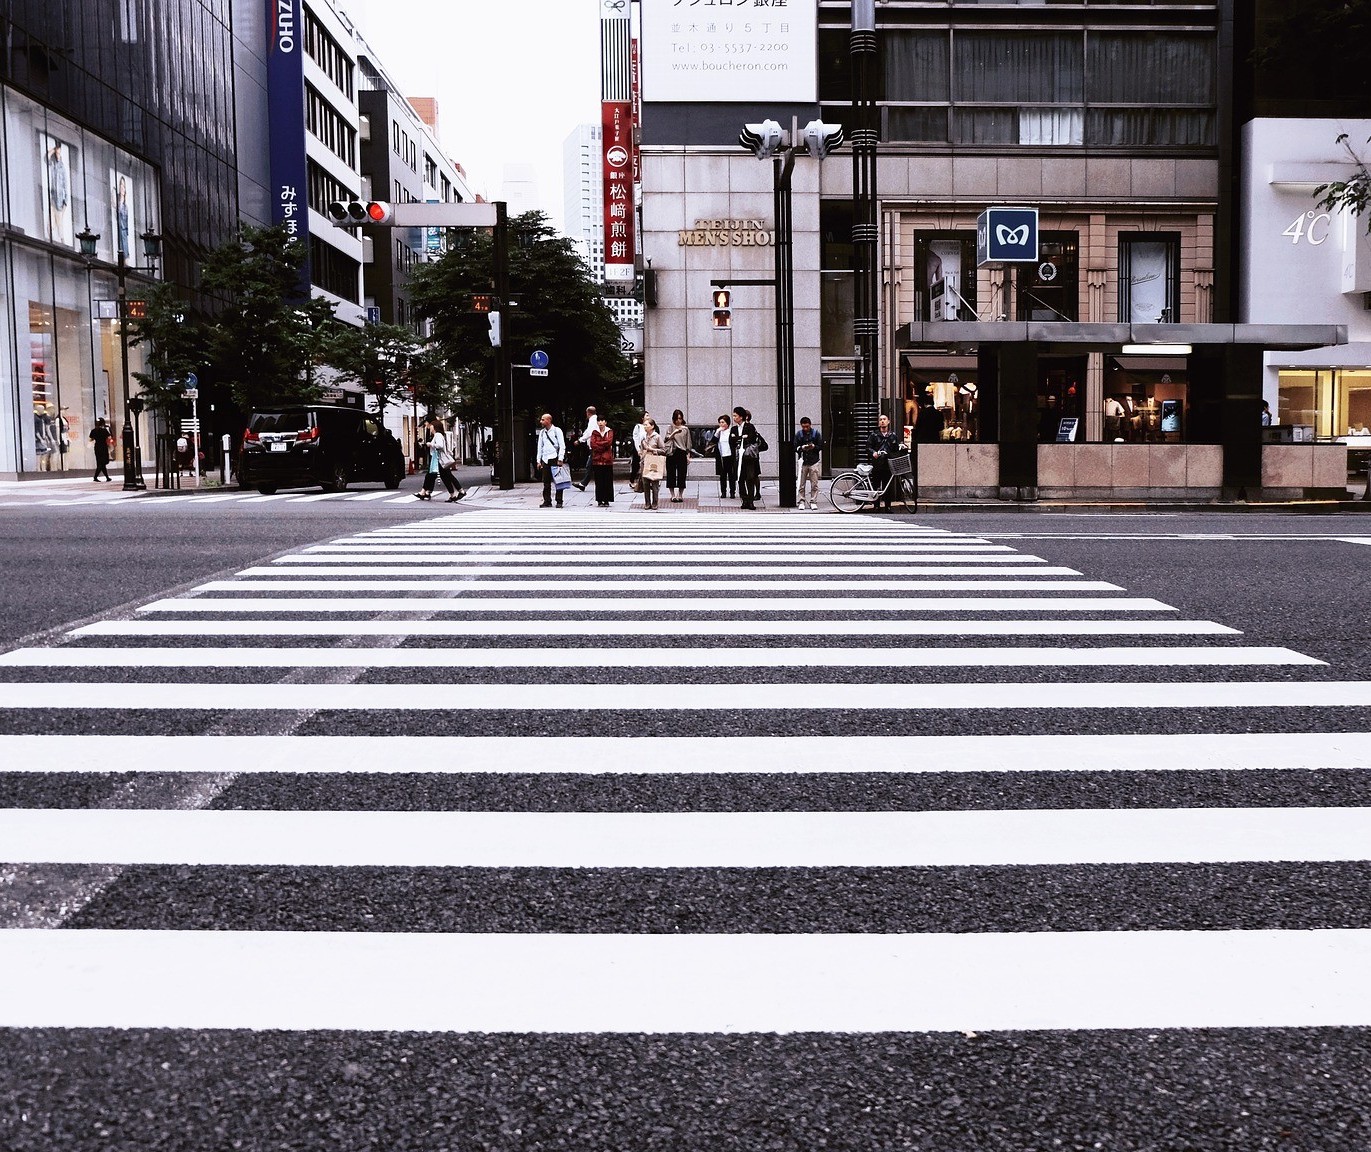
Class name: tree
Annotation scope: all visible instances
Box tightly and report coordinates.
[200,223,324,410]
[408,210,630,429]
[129,281,206,422]
[325,321,422,418]
[1315,134,1370,233]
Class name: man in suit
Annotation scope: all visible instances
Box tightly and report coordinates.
[728,406,764,510]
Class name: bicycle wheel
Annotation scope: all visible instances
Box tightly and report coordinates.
[829,472,870,513]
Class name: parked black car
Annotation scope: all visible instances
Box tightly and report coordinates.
[238,406,405,494]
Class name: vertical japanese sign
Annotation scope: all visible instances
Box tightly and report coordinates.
[601,1,635,284]
[630,38,642,185]
[267,0,310,291]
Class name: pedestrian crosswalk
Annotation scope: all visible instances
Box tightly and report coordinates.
[1,513,1368,1142]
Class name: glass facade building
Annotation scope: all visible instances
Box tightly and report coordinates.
[0,0,239,477]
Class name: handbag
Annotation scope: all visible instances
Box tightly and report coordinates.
[642,453,666,481]
[742,443,760,460]
[552,463,571,491]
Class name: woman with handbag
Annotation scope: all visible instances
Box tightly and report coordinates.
[638,415,666,509]
[729,406,765,510]
[416,416,465,502]
[664,409,692,502]
[589,415,616,506]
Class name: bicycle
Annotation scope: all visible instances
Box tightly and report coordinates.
[828,451,916,513]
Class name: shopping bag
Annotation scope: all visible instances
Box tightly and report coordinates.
[552,463,572,491]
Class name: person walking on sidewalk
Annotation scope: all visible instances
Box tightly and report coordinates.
[535,412,567,508]
[794,416,823,509]
[89,416,113,481]
[664,409,692,502]
[639,415,666,509]
[711,414,735,498]
[589,415,616,506]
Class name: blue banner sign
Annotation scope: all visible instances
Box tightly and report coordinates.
[267,0,310,292]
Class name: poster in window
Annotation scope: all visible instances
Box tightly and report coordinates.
[110,170,136,261]
[929,240,962,321]
[40,134,75,248]
[1160,399,1180,434]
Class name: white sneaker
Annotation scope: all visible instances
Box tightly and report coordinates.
[809,501,818,510]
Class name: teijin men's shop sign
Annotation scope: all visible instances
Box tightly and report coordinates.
[678,219,775,246]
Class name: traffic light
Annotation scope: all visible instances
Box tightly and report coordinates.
[711,288,731,330]
[487,310,502,347]
[325,200,394,226]
[801,119,845,160]
[739,119,785,160]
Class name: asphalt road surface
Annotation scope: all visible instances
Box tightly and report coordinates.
[1,495,1369,1150]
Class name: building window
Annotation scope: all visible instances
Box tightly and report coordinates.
[303,10,354,100]
[1119,233,1180,323]
[305,84,356,166]
[952,32,1083,146]
[306,159,354,218]
[1279,369,1371,439]
[1017,232,1078,322]
[309,237,360,304]
[914,234,978,321]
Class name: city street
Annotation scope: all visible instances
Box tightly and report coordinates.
[1,498,1370,1148]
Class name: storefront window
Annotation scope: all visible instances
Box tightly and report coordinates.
[902,359,980,442]
[1106,356,1189,443]
[1120,233,1180,323]
[1037,356,1086,442]
[914,234,977,321]
[1280,369,1371,440]
[1017,233,1078,322]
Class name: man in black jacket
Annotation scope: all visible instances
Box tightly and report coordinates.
[728,406,765,509]
[867,413,900,512]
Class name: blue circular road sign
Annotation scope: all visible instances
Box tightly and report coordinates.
[529,350,549,370]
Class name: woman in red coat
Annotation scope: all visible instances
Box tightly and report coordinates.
[589,416,616,506]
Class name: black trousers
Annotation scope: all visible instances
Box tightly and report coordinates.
[666,450,688,491]
[541,464,562,505]
[715,455,735,497]
[423,466,457,497]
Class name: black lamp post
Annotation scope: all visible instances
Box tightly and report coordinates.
[77,224,161,490]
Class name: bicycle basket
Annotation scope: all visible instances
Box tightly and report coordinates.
[888,452,913,477]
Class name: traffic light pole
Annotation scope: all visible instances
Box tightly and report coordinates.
[493,201,515,491]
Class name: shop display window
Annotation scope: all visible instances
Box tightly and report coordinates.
[1280,369,1371,440]
[1017,233,1078,322]
[902,362,981,443]
[914,234,977,322]
[1036,357,1086,442]
[1119,233,1180,323]
[1105,357,1189,443]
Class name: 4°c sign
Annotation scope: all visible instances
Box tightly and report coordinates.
[976,207,1040,267]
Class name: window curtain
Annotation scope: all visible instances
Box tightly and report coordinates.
[885,32,949,101]
[954,33,1083,103]
[1087,34,1215,104]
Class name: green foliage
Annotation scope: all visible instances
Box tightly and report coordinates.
[129,281,205,419]
[1315,134,1371,234]
[200,223,325,410]
[408,210,630,428]
[325,321,422,415]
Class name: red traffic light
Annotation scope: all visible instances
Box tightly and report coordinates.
[365,201,393,224]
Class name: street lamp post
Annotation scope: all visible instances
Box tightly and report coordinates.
[77,225,161,491]
[739,118,844,509]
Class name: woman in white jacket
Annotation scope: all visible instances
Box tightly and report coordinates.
[416,416,465,502]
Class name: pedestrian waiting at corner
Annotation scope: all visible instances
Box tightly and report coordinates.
[664,409,692,502]
[794,417,823,510]
[535,413,567,508]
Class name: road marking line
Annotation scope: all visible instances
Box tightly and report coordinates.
[248,564,1071,577]
[136,595,1176,614]
[0,731,1361,775]
[2,929,1368,1031]
[0,645,1319,670]
[70,618,1237,638]
[194,579,1124,593]
[1,680,1362,712]
[5,806,1369,868]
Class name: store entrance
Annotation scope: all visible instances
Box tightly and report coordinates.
[822,375,857,474]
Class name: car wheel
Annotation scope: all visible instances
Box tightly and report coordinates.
[383,462,403,490]
[257,484,277,495]
[325,462,349,492]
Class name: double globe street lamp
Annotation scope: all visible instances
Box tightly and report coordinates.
[77,224,162,490]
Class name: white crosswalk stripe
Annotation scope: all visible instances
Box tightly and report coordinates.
[1,512,1368,1093]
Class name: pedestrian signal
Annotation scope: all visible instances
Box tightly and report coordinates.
[711,288,732,330]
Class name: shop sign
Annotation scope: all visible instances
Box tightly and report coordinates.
[976,207,1039,267]
[677,218,775,247]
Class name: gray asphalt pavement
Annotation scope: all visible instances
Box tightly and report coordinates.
[0,502,1369,1149]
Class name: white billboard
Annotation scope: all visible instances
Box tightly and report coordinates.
[640,0,817,104]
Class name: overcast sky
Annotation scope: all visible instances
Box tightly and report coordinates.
[342,0,603,231]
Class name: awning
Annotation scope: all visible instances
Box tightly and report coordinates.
[894,322,1348,353]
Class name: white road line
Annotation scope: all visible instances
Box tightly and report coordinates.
[4,807,1368,868]
[3,928,1370,1031]
[194,579,1123,593]
[248,564,1072,577]
[0,731,1362,775]
[1339,538,1371,547]
[303,543,1017,553]
[0,645,1320,670]
[137,595,1175,614]
[278,551,1047,565]
[345,490,405,500]
[278,491,354,503]
[71,618,1236,638]
[2,680,1363,712]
